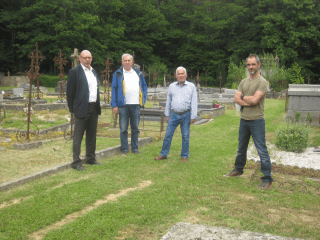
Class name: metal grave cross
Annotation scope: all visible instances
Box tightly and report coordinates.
[53,49,68,101]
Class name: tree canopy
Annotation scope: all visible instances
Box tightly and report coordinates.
[1,0,320,84]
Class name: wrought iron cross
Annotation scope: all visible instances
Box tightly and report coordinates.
[18,42,45,141]
[102,52,113,103]
[53,49,68,101]
[153,68,157,87]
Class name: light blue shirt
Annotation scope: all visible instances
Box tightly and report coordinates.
[164,81,198,119]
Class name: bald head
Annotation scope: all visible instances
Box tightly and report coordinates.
[79,50,92,69]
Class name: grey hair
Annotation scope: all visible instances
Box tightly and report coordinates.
[176,66,187,75]
[80,50,91,56]
[122,53,133,61]
[246,54,261,65]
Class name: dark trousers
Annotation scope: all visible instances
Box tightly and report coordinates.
[73,103,98,165]
[235,118,273,183]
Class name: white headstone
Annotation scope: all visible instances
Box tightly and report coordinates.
[13,88,24,96]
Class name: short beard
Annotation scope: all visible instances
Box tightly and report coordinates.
[179,80,185,85]
[249,70,257,75]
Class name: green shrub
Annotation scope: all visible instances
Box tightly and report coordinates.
[38,75,67,88]
[226,58,246,89]
[275,123,309,152]
[290,62,304,84]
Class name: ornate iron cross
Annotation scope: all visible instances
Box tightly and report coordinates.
[53,49,68,101]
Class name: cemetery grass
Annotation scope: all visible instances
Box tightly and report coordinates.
[0,109,69,130]
[0,99,319,240]
[0,137,120,184]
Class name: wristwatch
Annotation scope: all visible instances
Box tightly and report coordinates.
[241,94,244,100]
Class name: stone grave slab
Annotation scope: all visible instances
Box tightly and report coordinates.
[18,82,35,91]
[4,96,24,100]
[0,94,3,101]
[161,222,305,240]
[13,88,24,97]
[286,84,320,125]
[288,84,320,111]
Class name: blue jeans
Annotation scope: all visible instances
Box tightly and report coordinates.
[235,118,273,182]
[119,104,140,152]
[160,111,191,159]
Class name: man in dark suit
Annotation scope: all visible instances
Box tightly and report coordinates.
[67,50,102,171]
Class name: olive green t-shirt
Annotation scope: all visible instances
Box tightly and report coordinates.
[238,75,268,120]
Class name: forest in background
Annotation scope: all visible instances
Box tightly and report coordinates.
[1,0,320,87]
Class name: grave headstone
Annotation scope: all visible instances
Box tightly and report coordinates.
[133,63,140,70]
[287,84,320,125]
[0,94,3,101]
[55,81,67,93]
[39,86,49,93]
[13,88,24,97]
[19,82,35,91]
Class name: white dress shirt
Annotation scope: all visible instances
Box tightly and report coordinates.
[81,63,97,102]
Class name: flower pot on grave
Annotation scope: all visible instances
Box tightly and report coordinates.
[214,104,220,108]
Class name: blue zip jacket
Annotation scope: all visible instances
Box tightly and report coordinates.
[111,66,148,108]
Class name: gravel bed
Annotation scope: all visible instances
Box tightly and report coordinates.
[247,143,320,170]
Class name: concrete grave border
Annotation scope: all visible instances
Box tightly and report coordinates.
[0,137,153,191]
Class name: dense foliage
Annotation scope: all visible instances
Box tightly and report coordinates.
[1,0,320,85]
[275,123,309,153]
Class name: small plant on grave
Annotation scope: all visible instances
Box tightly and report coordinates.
[212,100,218,105]
[307,111,312,123]
[294,111,301,122]
[275,123,309,153]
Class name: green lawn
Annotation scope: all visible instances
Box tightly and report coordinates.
[0,99,319,240]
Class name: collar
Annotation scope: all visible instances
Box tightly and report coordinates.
[176,80,187,86]
[81,63,92,71]
[123,68,133,74]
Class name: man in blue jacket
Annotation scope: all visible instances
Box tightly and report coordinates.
[67,50,102,170]
[111,53,148,155]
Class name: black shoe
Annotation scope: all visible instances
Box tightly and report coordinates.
[86,160,102,165]
[71,164,85,171]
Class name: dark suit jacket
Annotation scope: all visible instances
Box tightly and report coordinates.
[67,64,101,118]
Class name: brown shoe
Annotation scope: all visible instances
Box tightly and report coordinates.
[154,155,167,161]
[181,157,187,162]
[224,169,243,177]
[259,182,272,190]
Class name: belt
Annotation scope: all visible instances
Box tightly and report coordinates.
[173,109,190,115]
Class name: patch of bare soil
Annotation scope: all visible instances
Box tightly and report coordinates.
[28,181,152,240]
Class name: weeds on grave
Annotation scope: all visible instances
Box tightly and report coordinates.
[275,123,309,152]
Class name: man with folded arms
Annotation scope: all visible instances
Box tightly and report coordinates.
[154,66,198,162]
[224,54,273,190]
